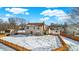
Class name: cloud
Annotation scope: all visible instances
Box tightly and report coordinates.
[0,7,2,8]
[25,12,29,15]
[5,14,12,17]
[0,14,15,22]
[0,16,8,22]
[40,17,49,21]
[40,9,71,20]
[5,14,16,17]
[5,8,29,15]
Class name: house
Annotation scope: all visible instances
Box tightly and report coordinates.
[74,25,79,35]
[25,22,47,35]
[47,23,63,35]
[63,24,79,36]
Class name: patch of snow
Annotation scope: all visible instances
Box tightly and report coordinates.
[0,43,15,51]
[61,36,79,51]
[17,30,26,33]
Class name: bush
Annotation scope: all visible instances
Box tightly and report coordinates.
[6,34,10,36]
[43,31,47,35]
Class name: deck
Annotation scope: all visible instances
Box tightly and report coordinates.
[0,34,68,51]
[1,33,79,51]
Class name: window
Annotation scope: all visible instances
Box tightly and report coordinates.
[20,28,24,30]
[5,30,10,33]
[33,27,35,29]
[37,27,40,29]
[27,26,29,29]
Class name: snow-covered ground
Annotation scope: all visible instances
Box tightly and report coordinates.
[0,43,15,51]
[0,35,63,51]
[61,36,79,51]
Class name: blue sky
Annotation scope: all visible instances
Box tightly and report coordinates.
[0,7,73,25]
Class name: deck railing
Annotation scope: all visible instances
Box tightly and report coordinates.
[60,32,79,41]
[53,34,68,51]
[0,39,31,51]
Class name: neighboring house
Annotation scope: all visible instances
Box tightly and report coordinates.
[5,29,15,34]
[47,23,63,34]
[25,22,47,35]
[0,30,5,34]
[0,29,15,35]
[74,25,79,33]
[64,25,74,34]
[47,26,61,35]
[64,24,79,36]
[73,25,79,36]
[0,24,19,35]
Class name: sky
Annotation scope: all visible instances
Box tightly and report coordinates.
[0,7,73,25]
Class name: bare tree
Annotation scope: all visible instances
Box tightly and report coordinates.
[18,18,26,29]
[8,17,27,30]
[70,7,79,25]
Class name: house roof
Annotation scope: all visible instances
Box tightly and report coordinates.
[27,23,44,26]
